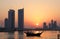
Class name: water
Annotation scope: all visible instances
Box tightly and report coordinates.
[0,31,59,39]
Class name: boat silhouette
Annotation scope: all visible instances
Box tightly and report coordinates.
[25,31,43,37]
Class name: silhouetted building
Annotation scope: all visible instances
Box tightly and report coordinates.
[50,20,54,29]
[53,21,57,29]
[43,22,47,29]
[18,8,24,30]
[8,9,15,31]
[49,20,58,29]
[4,18,8,30]
[49,23,51,29]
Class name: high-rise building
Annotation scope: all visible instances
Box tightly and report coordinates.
[43,22,47,29]
[50,20,54,29]
[53,21,57,29]
[18,8,24,30]
[49,20,57,29]
[49,23,51,29]
[8,9,15,31]
[4,18,8,30]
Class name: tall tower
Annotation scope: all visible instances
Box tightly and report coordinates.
[53,21,57,29]
[4,18,8,30]
[51,20,54,29]
[43,22,47,29]
[8,9,15,31]
[18,8,24,30]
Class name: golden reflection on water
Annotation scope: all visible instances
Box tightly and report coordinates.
[14,31,18,39]
[24,31,59,39]
[0,31,59,39]
[41,31,58,39]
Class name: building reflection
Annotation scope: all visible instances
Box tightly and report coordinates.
[18,31,24,39]
[8,32,14,39]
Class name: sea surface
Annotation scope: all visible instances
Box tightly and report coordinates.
[0,31,60,39]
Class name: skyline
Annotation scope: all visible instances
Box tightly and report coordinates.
[0,8,60,29]
[3,8,60,31]
[0,0,60,28]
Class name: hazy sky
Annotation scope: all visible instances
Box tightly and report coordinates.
[24,0,60,28]
[0,0,23,27]
[0,0,60,28]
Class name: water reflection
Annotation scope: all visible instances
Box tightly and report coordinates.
[24,31,59,39]
[18,31,24,39]
[57,31,60,39]
[0,31,59,39]
[8,31,24,39]
[8,32,14,39]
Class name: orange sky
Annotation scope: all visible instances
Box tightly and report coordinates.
[0,0,60,28]
[24,0,60,28]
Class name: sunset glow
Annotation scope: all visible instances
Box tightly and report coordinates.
[0,0,60,28]
[0,0,60,39]
[36,23,39,26]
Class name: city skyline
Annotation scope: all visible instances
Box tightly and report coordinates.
[0,8,59,28]
[0,0,60,28]
[0,8,60,31]
[2,8,60,29]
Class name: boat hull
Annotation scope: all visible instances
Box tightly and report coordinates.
[25,31,43,37]
[26,33,41,37]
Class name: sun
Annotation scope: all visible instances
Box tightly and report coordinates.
[36,23,39,26]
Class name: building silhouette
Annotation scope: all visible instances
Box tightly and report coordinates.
[4,18,8,30]
[48,20,58,29]
[18,8,24,30]
[49,23,51,29]
[49,20,54,29]
[51,20,54,29]
[53,21,57,29]
[8,9,15,31]
[43,22,48,29]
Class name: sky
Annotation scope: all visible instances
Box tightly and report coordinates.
[0,0,23,27]
[0,0,60,28]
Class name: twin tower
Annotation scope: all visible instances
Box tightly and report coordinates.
[5,8,24,31]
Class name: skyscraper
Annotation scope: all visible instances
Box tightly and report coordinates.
[4,18,8,30]
[43,22,47,29]
[8,9,15,31]
[18,8,24,30]
[50,20,54,29]
[49,23,51,29]
[49,20,57,29]
[53,21,57,29]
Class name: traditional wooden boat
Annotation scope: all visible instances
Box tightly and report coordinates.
[25,31,43,37]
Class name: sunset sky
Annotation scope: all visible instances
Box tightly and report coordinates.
[0,0,60,28]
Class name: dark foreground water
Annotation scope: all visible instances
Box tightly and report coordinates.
[0,31,60,39]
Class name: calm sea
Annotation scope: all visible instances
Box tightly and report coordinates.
[0,31,60,39]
